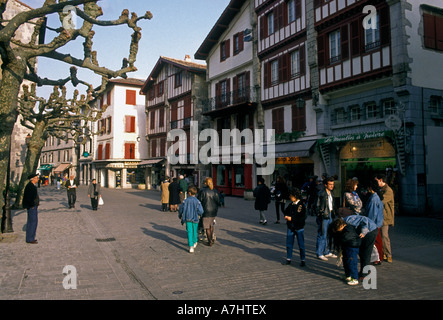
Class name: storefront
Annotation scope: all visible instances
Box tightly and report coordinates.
[274,140,316,189]
[318,131,399,192]
[212,164,253,196]
[138,158,166,190]
[94,161,143,189]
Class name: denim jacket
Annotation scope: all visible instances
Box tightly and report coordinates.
[365,193,384,228]
[178,196,204,225]
[344,215,377,236]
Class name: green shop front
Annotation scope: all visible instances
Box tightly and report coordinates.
[318,131,401,191]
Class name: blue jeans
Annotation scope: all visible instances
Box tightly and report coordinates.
[343,247,359,280]
[316,216,332,256]
[26,206,38,243]
[186,222,198,247]
[286,228,305,261]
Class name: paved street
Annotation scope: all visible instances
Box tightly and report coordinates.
[1,185,442,302]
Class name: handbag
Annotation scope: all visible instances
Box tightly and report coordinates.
[98,197,104,206]
[338,198,354,217]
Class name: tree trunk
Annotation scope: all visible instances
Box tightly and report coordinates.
[13,121,48,209]
[0,58,27,214]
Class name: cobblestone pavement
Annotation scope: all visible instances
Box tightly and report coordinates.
[1,185,442,302]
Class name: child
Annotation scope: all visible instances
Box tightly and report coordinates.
[283,188,307,267]
[330,218,362,285]
[178,186,204,253]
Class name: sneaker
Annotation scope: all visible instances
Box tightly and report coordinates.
[317,255,328,261]
[193,242,198,249]
[189,247,194,253]
[262,220,267,225]
[300,261,306,267]
[282,259,291,265]
[347,278,359,286]
[345,276,352,282]
[387,257,393,263]
[325,253,337,258]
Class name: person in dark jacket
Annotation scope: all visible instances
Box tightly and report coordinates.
[87,179,101,211]
[168,178,181,212]
[23,174,40,244]
[253,177,271,225]
[274,176,289,224]
[283,188,307,266]
[330,218,362,285]
[197,177,220,246]
[64,175,79,209]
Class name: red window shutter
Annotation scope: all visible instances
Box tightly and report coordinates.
[125,143,135,159]
[239,32,244,52]
[150,111,156,130]
[171,102,178,122]
[279,53,288,82]
[299,45,306,75]
[423,13,436,49]
[295,0,302,19]
[126,90,136,105]
[125,116,135,133]
[226,39,230,59]
[245,71,250,89]
[379,5,391,46]
[107,91,112,105]
[278,3,284,30]
[159,109,165,127]
[272,108,284,134]
[292,103,306,132]
[314,0,321,8]
[160,138,166,157]
[184,96,192,119]
[341,24,349,60]
[263,61,269,88]
[260,15,266,39]
[350,19,361,56]
[436,16,443,51]
[233,75,238,103]
[317,34,326,68]
[131,116,136,133]
[105,143,110,160]
[151,139,157,158]
[97,144,103,160]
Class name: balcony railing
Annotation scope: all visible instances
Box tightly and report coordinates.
[202,86,258,113]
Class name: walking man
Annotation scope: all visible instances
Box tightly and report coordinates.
[23,174,40,244]
[65,175,79,209]
[315,176,337,261]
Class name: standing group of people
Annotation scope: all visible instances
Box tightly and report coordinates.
[160,175,190,212]
[252,173,395,286]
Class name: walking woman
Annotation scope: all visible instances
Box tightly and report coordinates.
[168,177,181,212]
[87,179,101,211]
[160,177,170,212]
[197,177,220,246]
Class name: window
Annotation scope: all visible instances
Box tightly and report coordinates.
[423,12,443,51]
[125,116,136,133]
[158,81,164,96]
[288,0,296,23]
[270,59,279,85]
[350,105,361,121]
[175,72,182,88]
[233,32,244,55]
[272,108,285,134]
[366,102,379,119]
[159,108,165,128]
[234,166,245,187]
[290,50,300,77]
[329,30,341,64]
[106,117,112,134]
[382,99,396,116]
[126,90,136,105]
[97,144,103,160]
[267,12,274,35]
[365,14,380,51]
[333,108,346,125]
[220,39,230,61]
[150,111,156,130]
[430,96,443,115]
[217,165,227,186]
[220,80,229,105]
[125,143,136,160]
[105,143,111,160]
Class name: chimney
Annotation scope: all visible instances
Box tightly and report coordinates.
[184,55,191,62]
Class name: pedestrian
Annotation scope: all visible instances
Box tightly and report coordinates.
[168,177,181,212]
[87,179,101,211]
[219,190,225,207]
[282,188,307,267]
[160,177,170,212]
[330,218,362,286]
[23,174,40,244]
[332,174,341,209]
[64,174,79,209]
[197,177,220,246]
[364,179,384,265]
[253,177,271,225]
[178,186,204,253]
[343,214,378,278]
[274,176,289,224]
[179,175,188,203]
[307,175,318,216]
[314,176,337,261]
[375,174,395,263]
[56,175,61,190]
[343,178,363,215]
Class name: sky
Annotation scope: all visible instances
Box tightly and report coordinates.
[21,0,231,98]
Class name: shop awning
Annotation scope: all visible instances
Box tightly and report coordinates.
[275,140,316,158]
[138,159,165,168]
[54,163,71,173]
[37,164,53,171]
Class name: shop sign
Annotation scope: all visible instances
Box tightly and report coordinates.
[319,131,392,145]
